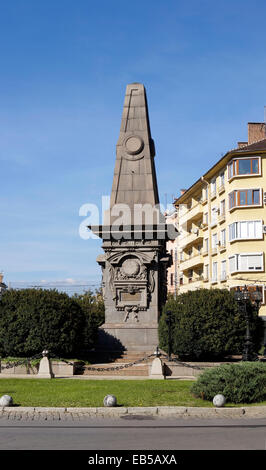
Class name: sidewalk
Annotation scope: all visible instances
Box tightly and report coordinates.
[1,405,266,420]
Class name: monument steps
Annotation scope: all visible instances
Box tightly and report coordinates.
[83,363,149,377]
[81,351,155,376]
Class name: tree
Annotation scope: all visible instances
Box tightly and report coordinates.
[159,288,264,360]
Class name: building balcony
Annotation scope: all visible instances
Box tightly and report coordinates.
[179,201,203,225]
[179,277,204,291]
[218,213,226,224]
[218,184,225,195]
[179,229,203,249]
[180,254,203,271]
[220,272,227,282]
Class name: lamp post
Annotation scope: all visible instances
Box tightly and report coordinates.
[234,285,262,361]
[252,286,263,360]
[165,310,173,361]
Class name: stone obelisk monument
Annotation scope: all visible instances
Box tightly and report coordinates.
[90,83,177,351]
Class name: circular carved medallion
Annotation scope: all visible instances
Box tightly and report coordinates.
[125,135,144,155]
[122,258,140,276]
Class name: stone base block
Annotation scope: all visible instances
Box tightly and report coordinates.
[98,323,158,352]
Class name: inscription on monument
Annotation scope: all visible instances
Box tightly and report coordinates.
[121,292,141,302]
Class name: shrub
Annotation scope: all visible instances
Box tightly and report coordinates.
[159,289,264,360]
[191,362,266,404]
[73,289,105,351]
[0,288,86,358]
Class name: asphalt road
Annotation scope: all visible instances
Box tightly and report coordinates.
[0,416,265,451]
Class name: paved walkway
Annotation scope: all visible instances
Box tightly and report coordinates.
[1,405,266,421]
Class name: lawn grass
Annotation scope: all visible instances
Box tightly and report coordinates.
[0,378,265,408]
[0,378,210,408]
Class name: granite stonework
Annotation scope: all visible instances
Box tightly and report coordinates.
[90,84,177,352]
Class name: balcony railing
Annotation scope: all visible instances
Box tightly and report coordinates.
[180,254,204,271]
[218,184,225,195]
[218,213,226,224]
[179,201,203,224]
[179,229,203,248]
[220,272,227,282]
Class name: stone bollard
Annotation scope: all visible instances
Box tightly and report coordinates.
[37,350,54,378]
[0,395,13,407]
[103,395,117,407]
[149,357,165,379]
[213,394,226,407]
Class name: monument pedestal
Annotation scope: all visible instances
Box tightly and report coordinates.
[98,322,158,352]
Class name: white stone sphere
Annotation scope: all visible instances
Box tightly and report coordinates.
[0,395,13,407]
[213,394,226,407]
[103,395,117,407]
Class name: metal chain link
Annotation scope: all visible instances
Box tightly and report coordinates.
[1,350,207,372]
[170,357,207,371]
[49,352,156,372]
[0,353,43,370]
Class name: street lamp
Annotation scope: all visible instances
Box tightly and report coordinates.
[165,310,173,361]
[234,285,262,361]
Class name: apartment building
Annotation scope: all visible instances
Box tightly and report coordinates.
[168,121,266,324]
[166,209,179,296]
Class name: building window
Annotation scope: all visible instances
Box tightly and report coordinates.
[221,260,226,281]
[229,189,261,209]
[212,233,218,250]
[170,273,174,286]
[220,171,225,186]
[211,206,218,225]
[228,157,260,179]
[229,253,264,273]
[204,264,209,280]
[212,262,218,282]
[211,177,216,196]
[221,229,226,247]
[229,255,237,273]
[220,199,225,216]
[229,220,262,241]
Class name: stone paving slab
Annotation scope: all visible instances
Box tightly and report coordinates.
[0,405,265,420]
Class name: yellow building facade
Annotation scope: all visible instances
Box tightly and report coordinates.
[170,122,266,329]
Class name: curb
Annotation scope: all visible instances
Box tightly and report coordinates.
[1,405,266,419]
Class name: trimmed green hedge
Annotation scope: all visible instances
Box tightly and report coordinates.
[191,362,266,404]
[0,288,104,358]
[159,289,264,360]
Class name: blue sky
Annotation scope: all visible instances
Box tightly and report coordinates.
[1,0,266,292]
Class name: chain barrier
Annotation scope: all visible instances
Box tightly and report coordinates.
[1,350,208,373]
[170,357,207,371]
[0,353,43,370]
[49,352,156,372]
